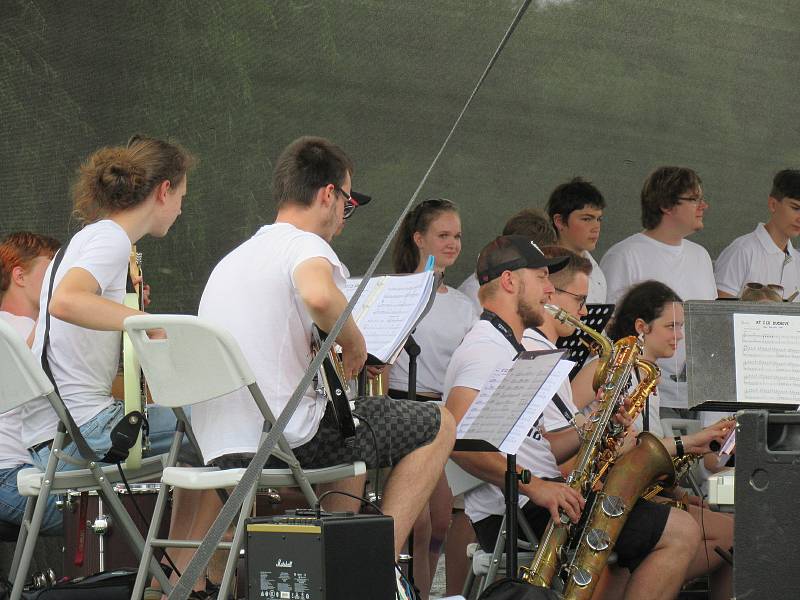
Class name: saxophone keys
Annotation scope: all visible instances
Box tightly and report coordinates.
[585,528,611,552]
[571,566,593,588]
[601,494,626,518]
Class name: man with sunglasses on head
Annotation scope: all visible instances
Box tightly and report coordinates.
[600,167,716,419]
[715,169,800,300]
[192,136,455,560]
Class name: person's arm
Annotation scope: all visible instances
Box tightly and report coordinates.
[661,419,732,457]
[49,267,143,331]
[543,427,581,464]
[293,257,367,380]
[446,385,585,522]
[716,290,736,298]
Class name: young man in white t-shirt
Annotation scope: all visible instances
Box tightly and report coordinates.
[458,208,557,314]
[0,232,62,533]
[193,136,455,557]
[546,177,608,303]
[600,167,716,415]
[715,169,800,299]
[445,237,703,600]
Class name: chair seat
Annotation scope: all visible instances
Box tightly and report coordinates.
[161,461,367,490]
[471,548,536,576]
[17,454,167,496]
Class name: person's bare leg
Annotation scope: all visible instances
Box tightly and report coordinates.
[428,474,453,580]
[445,510,475,596]
[412,505,433,600]
[622,508,701,600]
[152,488,224,596]
[381,406,456,556]
[684,505,733,600]
[591,566,627,600]
[317,473,366,513]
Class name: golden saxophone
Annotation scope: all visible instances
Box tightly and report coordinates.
[558,357,675,599]
[519,305,641,590]
[641,453,700,510]
[591,357,660,485]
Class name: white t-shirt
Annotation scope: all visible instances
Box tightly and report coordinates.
[24,220,130,448]
[192,223,348,464]
[585,252,607,305]
[388,286,478,395]
[600,232,716,409]
[715,223,800,299]
[0,312,36,468]
[457,273,481,316]
[443,319,562,523]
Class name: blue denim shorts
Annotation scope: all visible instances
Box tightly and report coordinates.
[0,464,62,534]
[31,402,193,472]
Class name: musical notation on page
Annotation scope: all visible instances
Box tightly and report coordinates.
[344,271,436,363]
[733,313,800,405]
[457,350,574,455]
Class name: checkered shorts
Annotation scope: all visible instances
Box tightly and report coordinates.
[211,396,441,470]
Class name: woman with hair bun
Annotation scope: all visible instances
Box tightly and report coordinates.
[24,135,194,465]
[388,198,478,598]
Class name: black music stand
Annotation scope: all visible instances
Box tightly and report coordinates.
[556,303,614,379]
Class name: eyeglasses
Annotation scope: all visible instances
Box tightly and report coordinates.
[333,186,358,219]
[676,195,707,205]
[555,287,588,310]
[743,282,784,293]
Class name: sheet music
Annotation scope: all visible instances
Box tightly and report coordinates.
[457,351,573,455]
[344,271,435,362]
[733,313,800,404]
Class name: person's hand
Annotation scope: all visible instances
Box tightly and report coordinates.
[340,333,368,381]
[525,479,585,523]
[366,364,386,379]
[684,418,733,455]
[612,405,633,429]
[131,274,151,307]
[146,327,167,340]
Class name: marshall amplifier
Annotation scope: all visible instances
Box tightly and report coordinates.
[245,511,395,600]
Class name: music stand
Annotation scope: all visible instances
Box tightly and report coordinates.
[455,349,572,577]
[556,303,614,379]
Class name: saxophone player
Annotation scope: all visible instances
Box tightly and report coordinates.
[445,238,718,600]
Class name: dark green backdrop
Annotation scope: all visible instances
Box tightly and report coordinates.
[2,0,799,314]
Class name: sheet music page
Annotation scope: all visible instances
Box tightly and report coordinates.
[456,361,513,439]
[344,272,435,362]
[733,313,800,404]
[457,352,571,454]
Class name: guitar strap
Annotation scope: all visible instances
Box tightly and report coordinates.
[39,237,143,464]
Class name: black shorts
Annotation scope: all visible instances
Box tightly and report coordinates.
[210,396,441,470]
[472,495,670,573]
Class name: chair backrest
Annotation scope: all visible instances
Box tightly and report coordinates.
[0,318,54,414]
[123,314,257,408]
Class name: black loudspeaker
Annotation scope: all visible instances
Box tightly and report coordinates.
[734,410,800,598]
[245,511,395,600]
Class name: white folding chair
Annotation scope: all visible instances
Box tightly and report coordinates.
[0,318,172,600]
[124,314,366,600]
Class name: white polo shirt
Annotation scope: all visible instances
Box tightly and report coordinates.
[444,319,562,523]
[715,223,800,299]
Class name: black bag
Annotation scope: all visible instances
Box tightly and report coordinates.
[0,569,136,600]
[478,577,562,600]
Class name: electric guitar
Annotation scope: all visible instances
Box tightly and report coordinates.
[122,246,147,468]
[311,325,357,442]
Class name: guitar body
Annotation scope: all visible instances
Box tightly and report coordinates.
[123,248,145,469]
[311,326,357,441]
